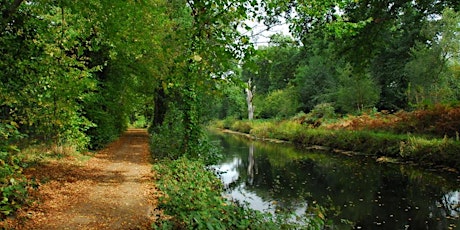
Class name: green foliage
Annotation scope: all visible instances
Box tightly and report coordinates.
[150,102,221,165]
[255,88,299,118]
[293,48,338,112]
[230,120,253,134]
[405,8,460,107]
[215,115,460,170]
[242,38,302,96]
[309,103,336,120]
[399,135,460,169]
[249,120,277,138]
[222,117,238,129]
[0,124,27,220]
[150,103,185,160]
[335,64,381,113]
[1,0,170,150]
[259,0,459,113]
[153,157,327,229]
[0,1,97,149]
[214,84,247,120]
[130,114,148,129]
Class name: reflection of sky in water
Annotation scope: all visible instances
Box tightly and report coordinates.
[228,184,275,212]
[209,132,460,229]
[213,157,275,212]
[216,157,240,185]
[213,157,308,216]
[445,191,459,216]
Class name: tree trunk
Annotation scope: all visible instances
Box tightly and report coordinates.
[246,79,255,120]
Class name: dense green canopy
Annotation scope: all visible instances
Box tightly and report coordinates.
[1,0,459,153]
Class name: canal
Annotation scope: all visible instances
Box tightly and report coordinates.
[209,131,460,229]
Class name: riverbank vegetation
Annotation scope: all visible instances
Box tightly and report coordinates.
[211,104,460,170]
[153,157,330,229]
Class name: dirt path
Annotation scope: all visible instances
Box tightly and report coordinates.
[2,129,159,229]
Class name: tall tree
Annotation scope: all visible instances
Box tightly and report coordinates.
[405,8,460,106]
[150,0,256,156]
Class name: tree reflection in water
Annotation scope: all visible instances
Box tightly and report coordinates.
[247,143,257,185]
[209,131,460,229]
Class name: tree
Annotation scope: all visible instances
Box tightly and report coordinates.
[246,79,256,120]
[271,0,459,111]
[405,8,460,107]
[335,64,381,113]
[0,0,170,149]
[148,0,257,157]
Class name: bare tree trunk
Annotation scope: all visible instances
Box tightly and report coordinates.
[246,79,255,120]
[247,143,255,185]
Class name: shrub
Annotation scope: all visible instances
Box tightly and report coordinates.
[0,124,28,220]
[249,121,276,139]
[150,105,185,160]
[395,104,460,137]
[130,114,148,128]
[150,103,221,165]
[153,157,327,229]
[267,120,304,141]
[399,135,460,169]
[230,120,252,134]
[309,103,336,120]
[255,88,299,119]
[222,116,237,129]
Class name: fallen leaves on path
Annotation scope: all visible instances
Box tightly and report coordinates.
[1,129,160,230]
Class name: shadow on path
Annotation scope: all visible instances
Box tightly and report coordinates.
[4,129,158,230]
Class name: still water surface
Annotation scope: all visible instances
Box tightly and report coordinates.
[209,131,460,229]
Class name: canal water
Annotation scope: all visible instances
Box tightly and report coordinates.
[209,131,460,229]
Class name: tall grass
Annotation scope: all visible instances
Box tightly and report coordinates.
[214,118,460,170]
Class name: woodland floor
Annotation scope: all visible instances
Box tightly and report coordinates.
[1,129,160,230]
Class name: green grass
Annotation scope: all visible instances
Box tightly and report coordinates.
[212,119,460,170]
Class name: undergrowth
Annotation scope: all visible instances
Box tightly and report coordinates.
[0,124,28,220]
[152,157,328,229]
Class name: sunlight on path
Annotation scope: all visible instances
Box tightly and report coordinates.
[7,129,158,230]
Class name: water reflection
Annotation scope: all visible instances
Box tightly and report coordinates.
[209,131,460,229]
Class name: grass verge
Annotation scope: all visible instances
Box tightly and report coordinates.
[210,119,460,171]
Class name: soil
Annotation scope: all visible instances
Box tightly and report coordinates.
[1,129,160,230]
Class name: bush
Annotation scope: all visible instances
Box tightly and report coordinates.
[130,114,148,128]
[309,103,336,120]
[0,124,28,220]
[150,103,221,165]
[325,104,460,138]
[250,120,303,141]
[249,121,277,139]
[150,105,185,160]
[153,157,327,229]
[255,88,299,119]
[399,135,460,169]
[222,116,237,129]
[230,120,253,134]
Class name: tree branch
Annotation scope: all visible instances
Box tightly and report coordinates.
[3,0,24,19]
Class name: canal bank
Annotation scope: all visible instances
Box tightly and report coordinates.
[209,130,460,229]
[211,119,460,172]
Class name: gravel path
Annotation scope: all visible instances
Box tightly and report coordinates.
[2,129,159,229]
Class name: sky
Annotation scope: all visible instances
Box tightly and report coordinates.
[241,18,292,47]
